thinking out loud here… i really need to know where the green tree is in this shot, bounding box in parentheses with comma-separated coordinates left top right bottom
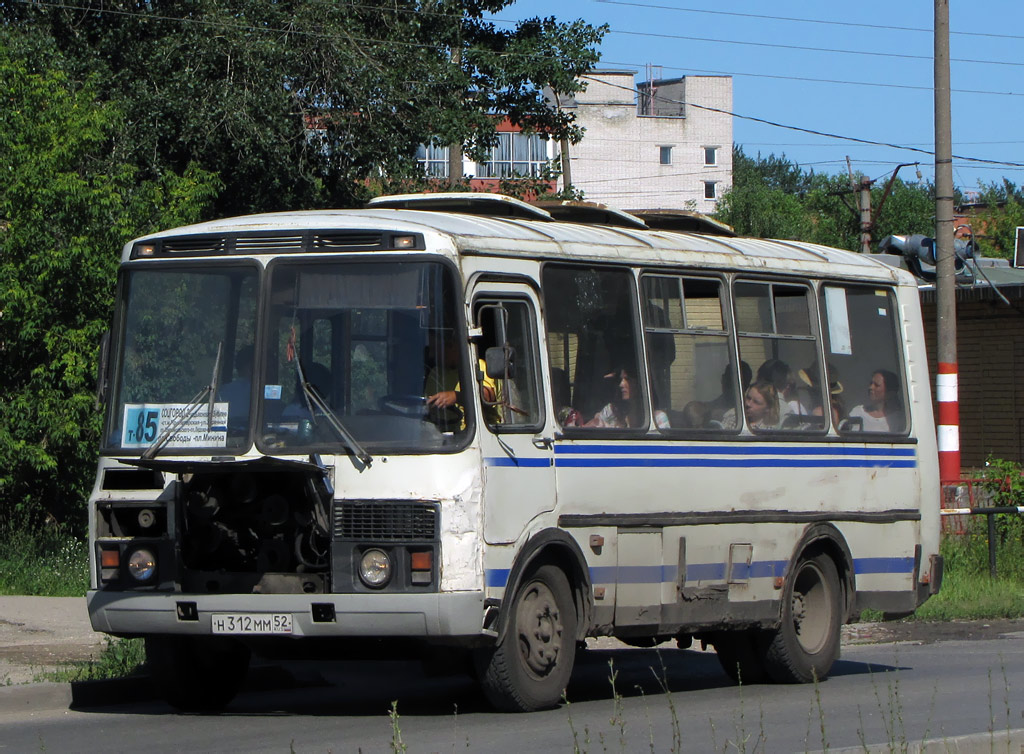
(5, 1, 604, 216)
(0, 40, 219, 528)
(718, 147, 935, 251)
(716, 147, 811, 239)
(971, 180, 1024, 259)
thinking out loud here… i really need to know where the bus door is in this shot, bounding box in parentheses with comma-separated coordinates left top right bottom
(472, 285, 555, 545)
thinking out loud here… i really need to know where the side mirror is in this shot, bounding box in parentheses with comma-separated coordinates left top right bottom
(95, 330, 111, 409)
(484, 346, 515, 380)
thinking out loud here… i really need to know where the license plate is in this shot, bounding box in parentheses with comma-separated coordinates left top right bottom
(211, 613, 293, 635)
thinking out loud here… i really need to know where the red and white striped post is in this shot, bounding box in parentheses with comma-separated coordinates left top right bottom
(936, 362, 960, 484)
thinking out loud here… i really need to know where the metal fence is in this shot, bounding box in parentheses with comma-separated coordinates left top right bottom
(941, 477, 1024, 577)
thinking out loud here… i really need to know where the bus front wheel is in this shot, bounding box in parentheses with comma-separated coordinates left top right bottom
(763, 553, 842, 683)
(146, 635, 250, 712)
(476, 564, 577, 712)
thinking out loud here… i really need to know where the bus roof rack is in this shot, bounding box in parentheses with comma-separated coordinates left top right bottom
(529, 200, 649, 230)
(367, 192, 554, 221)
(626, 208, 736, 237)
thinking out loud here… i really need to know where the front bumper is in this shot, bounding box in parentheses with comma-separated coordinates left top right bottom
(87, 589, 486, 638)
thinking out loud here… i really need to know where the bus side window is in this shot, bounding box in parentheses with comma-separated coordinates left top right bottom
(476, 300, 543, 429)
(642, 274, 735, 431)
(542, 265, 645, 430)
(822, 286, 908, 435)
(734, 281, 823, 432)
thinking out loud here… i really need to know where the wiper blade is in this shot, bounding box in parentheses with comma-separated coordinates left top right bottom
(142, 342, 222, 460)
(300, 377, 374, 467)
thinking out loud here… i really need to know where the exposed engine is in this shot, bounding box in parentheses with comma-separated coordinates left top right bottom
(178, 463, 333, 594)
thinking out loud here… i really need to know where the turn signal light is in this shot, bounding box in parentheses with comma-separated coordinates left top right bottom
(410, 551, 432, 571)
(100, 549, 120, 568)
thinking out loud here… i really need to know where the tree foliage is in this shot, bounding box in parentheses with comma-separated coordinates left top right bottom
(717, 146, 935, 251)
(5, 1, 604, 216)
(970, 180, 1024, 259)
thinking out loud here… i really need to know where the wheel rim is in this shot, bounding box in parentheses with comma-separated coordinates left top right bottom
(515, 579, 564, 679)
(791, 561, 832, 654)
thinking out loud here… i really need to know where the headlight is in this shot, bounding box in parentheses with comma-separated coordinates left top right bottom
(127, 548, 157, 582)
(358, 548, 392, 588)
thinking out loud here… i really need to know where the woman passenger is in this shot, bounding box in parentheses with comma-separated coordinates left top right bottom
(848, 369, 902, 432)
(584, 367, 669, 429)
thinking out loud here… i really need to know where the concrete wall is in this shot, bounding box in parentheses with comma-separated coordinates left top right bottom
(565, 70, 733, 213)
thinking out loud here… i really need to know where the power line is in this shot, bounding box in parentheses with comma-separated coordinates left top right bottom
(605, 29, 1024, 69)
(594, 58, 1024, 99)
(594, 0, 1024, 42)
(582, 74, 1024, 169)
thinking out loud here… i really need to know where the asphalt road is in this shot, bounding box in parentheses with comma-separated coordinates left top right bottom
(1, 628, 1022, 753)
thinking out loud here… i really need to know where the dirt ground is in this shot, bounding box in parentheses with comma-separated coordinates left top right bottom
(842, 617, 1024, 645)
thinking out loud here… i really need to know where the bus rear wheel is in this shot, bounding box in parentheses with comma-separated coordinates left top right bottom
(476, 564, 577, 712)
(763, 553, 842, 683)
(146, 635, 250, 712)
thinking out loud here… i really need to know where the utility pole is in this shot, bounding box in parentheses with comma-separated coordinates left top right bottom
(857, 177, 873, 254)
(839, 160, 918, 253)
(934, 0, 960, 484)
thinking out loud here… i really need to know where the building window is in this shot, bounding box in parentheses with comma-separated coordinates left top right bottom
(417, 143, 450, 178)
(704, 181, 717, 200)
(477, 132, 548, 178)
(704, 146, 718, 166)
(659, 146, 673, 165)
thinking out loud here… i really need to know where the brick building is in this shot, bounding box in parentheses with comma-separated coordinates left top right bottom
(918, 266, 1024, 471)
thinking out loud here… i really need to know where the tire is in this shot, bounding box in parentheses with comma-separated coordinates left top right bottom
(763, 553, 842, 684)
(476, 564, 577, 712)
(146, 635, 251, 712)
(712, 632, 769, 685)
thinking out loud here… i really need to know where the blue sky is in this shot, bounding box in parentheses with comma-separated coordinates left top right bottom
(493, 0, 1024, 195)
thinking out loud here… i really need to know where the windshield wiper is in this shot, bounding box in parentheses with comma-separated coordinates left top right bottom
(142, 342, 223, 460)
(296, 359, 373, 467)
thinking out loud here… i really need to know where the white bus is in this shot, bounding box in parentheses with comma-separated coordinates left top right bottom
(88, 193, 942, 712)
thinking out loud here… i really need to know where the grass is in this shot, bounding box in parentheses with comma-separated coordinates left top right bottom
(0, 516, 88, 596)
(33, 637, 146, 684)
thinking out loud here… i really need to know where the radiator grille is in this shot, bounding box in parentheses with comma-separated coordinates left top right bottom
(334, 502, 438, 541)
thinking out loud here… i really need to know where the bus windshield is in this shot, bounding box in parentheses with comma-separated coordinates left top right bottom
(259, 259, 467, 453)
(106, 265, 259, 453)
(105, 259, 469, 455)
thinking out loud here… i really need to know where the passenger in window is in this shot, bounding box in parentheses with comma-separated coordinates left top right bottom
(757, 359, 801, 419)
(796, 363, 844, 427)
(681, 400, 709, 429)
(848, 369, 903, 432)
(584, 366, 669, 429)
(707, 361, 752, 423)
(724, 381, 780, 430)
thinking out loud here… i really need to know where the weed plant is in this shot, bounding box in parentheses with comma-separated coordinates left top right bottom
(34, 637, 146, 683)
(0, 513, 88, 596)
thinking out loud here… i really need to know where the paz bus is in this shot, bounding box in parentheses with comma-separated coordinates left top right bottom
(88, 192, 942, 712)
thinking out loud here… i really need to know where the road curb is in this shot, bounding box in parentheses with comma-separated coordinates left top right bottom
(0, 664, 314, 712)
(820, 728, 1024, 753)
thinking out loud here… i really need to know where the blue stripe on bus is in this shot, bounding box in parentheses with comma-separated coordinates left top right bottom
(554, 457, 916, 469)
(484, 457, 553, 467)
(854, 557, 916, 574)
(554, 444, 917, 457)
(485, 556, 913, 589)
